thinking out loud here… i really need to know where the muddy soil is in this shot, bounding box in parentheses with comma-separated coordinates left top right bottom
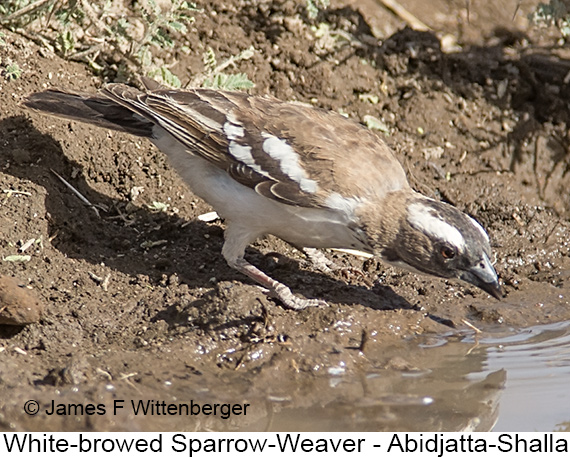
(1, 0, 570, 431)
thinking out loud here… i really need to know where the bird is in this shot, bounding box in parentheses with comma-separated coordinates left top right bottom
(23, 77, 502, 310)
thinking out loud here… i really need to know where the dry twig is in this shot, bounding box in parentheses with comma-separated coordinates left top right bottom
(375, 0, 431, 31)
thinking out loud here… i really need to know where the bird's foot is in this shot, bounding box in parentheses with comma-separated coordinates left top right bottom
(271, 283, 328, 310)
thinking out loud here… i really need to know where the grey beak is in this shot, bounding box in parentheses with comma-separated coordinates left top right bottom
(460, 253, 503, 299)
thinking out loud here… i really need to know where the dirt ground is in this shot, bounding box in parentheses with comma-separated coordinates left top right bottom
(1, 0, 570, 431)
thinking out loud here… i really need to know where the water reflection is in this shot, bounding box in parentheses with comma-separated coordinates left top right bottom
(249, 321, 570, 432)
(481, 321, 570, 432)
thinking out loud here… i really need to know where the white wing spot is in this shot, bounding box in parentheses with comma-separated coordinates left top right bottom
(223, 121, 244, 140)
(325, 193, 362, 217)
(408, 202, 465, 250)
(229, 142, 270, 178)
(261, 133, 318, 194)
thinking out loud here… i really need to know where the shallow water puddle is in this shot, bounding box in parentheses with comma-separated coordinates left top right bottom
(20, 320, 569, 432)
(257, 321, 570, 432)
(480, 321, 570, 431)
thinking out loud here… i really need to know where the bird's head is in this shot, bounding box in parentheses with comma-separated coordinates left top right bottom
(380, 196, 502, 299)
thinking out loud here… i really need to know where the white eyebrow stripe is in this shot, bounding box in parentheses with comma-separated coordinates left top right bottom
(261, 133, 318, 194)
(468, 215, 489, 242)
(408, 202, 465, 249)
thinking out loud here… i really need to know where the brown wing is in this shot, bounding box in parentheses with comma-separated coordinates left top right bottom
(26, 79, 409, 209)
(103, 81, 409, 208)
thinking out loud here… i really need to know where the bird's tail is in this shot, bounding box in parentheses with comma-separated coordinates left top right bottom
(23, 88, 154, 138)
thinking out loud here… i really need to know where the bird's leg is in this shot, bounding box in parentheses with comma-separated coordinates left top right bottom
(301, 247, 336, 273)
(229, 258, 326, 310)
(222, 226, 326, 310)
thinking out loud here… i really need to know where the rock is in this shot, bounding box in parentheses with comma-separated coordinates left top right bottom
(0, 276, 44, 325)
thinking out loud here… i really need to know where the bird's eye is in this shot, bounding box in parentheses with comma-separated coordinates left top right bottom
(441, 246, 456, 259)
